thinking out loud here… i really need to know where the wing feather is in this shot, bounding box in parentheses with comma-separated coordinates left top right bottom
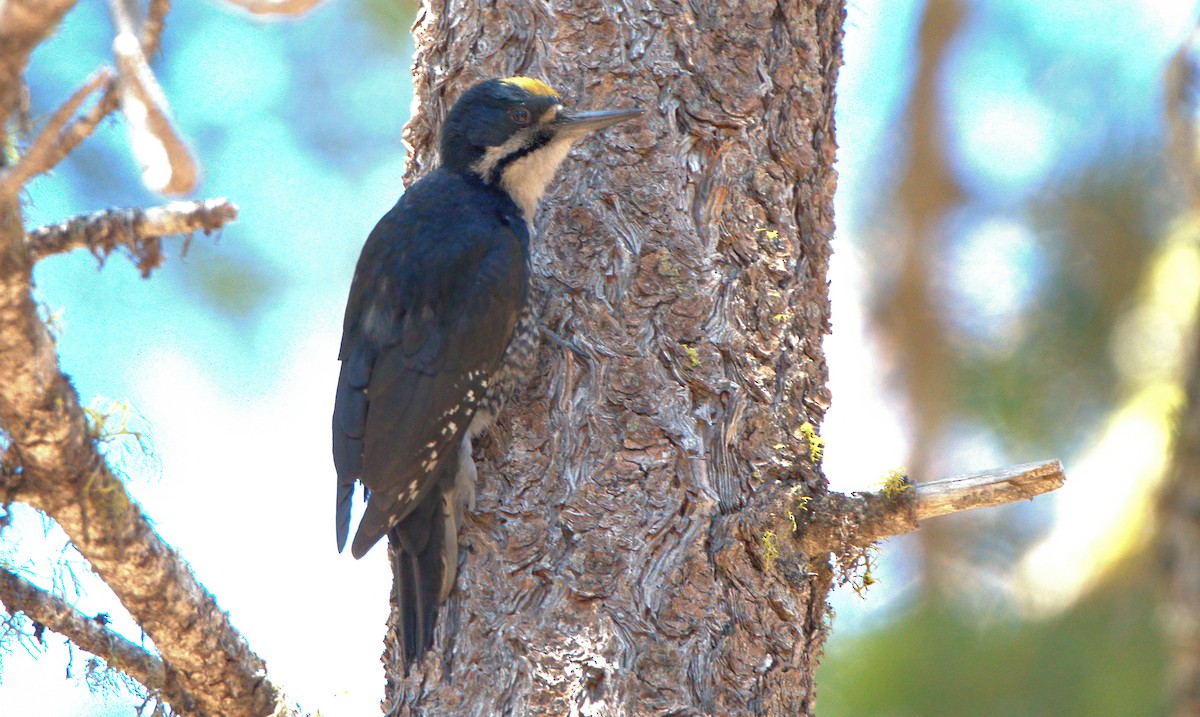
(333, 168, 528, 557)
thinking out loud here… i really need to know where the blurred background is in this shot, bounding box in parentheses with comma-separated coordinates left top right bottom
(0, 0, 1197, 715)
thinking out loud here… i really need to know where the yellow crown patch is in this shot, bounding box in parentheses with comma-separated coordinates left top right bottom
(501, 76, 560, 98)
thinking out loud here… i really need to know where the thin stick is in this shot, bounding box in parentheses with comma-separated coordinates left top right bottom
(0, 567, 197, 712)
(219, 0, 325, 15)
(912, 460, 1065, 522)
(744, 460, 1067, 561)
(26, 198, 238, 274)
(142, 0, 171, 57)
(0, 70, 113, 197)
(110, 0, 196, 195)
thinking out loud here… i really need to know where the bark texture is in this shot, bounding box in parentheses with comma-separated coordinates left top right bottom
(385, 0, 845, 714)
(1160, 326, 1200, 717)
(1160, 27, 1200, 717)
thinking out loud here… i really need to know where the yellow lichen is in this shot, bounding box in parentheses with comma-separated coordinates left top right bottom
(761, 530, 780, 571)
(683, 344, 701, 367)
(878, 468, 910, 498)
(656, 255, 680, 277)
(850, 546, 878, 597)
(84, 398, 137, 442)
(798, 422, 824, 463)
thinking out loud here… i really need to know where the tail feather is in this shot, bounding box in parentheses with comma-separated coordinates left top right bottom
(389, 489, 446, 671)
(335, 481, 354, 553)
(385, 435, 476, 670)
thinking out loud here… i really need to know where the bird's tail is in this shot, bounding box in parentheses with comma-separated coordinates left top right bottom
(388, 440, 476, 671)
(389, 490, 445, 671)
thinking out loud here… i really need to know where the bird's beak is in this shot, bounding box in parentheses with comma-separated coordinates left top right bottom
(554, 108, 643, 135)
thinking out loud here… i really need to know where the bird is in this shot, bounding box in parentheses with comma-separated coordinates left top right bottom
(333, 76, 641, 668)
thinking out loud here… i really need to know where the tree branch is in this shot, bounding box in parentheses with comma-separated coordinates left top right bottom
(219, 0, 325, 16)
(0, 69, 114, 198)
(26, 198, 238, 274)
(0, 195, 275, 715)
(0, 0, 79, 127)
(742, 460, 1066, 567)
(10, 422, 283, 717)
(1166, 26, 1200, 208)
(142, 0, 171, 58)
(110, 0, 196, 196)
(0, 566, 197, 713)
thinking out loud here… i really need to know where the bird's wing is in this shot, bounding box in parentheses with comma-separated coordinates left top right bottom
(333, 185, 527, 557)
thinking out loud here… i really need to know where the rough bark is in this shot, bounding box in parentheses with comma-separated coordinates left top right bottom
(385, 0, 844, 714)
(1160, 327, 1200, 717)
(1160, 26, 1200, 716)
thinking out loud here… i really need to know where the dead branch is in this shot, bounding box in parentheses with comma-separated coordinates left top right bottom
(0, 566, 197, 712)
(219, 0, 325, 16)
(742, 460, 1066, 567)
(43, 0, 174, 177)
(1166, 26, 1200, 208)
(26, 198, 238, 274)
(110, 0, 197, 196)
(0, 70, 114, 198)
(9, 429, 282, 717)
(143, 0, 171, 58)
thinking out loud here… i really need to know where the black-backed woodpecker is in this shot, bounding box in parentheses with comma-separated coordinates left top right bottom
(333, 77, 640, 667)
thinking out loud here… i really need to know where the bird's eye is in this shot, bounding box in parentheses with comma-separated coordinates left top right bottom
(510, 108, 532, 125)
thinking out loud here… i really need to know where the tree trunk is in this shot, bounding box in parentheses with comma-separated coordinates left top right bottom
(386, 0, 845, 713)
(1160, 331, 1200, 717)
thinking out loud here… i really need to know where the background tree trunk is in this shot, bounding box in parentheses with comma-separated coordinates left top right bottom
(385, 0, 846, 713)
(878, 0, 964, 594)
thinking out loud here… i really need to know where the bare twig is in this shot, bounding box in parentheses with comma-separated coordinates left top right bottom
(110, 0, 197, 195)
(142, 0, 171, 58)
(1167, 26, 1200, 208)
(219, 0, 325, 15)
(0, 70, 113, 198)
(26, 198, 238, 274)
(742, 460, 1066, 564)
(0, 567, 197, 712)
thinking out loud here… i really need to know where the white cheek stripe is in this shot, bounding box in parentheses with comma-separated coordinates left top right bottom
(499, 138, 573, 219)
(471, 135, 527, 180)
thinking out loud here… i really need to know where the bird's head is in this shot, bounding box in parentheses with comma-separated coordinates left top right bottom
(439, 77, 642, 217)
